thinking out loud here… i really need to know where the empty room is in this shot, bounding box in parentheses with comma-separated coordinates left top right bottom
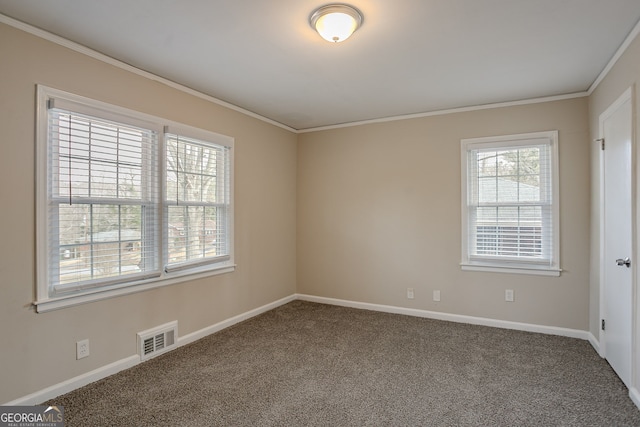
(1, 1, 640, 425)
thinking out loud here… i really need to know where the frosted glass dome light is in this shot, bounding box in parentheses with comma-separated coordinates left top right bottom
(310, 4, 363, 43)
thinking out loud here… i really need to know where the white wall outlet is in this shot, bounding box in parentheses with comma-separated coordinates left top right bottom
(76, 339, 90, 359)
(433, 290, 441, 302)
(505, 289, 515, 302)
(407, 288, 414, 299)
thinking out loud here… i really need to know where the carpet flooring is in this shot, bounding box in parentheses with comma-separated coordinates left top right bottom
(47, 301, 640, 426)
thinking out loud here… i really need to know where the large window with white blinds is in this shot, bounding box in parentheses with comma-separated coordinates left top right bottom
(36, 86, 234, 311)
(460, 131, 560, 276)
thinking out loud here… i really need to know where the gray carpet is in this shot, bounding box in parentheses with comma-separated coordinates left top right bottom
(46, 301, 640, 426)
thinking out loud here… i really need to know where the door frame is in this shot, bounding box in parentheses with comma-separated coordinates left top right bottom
(598, 85, 637, 386)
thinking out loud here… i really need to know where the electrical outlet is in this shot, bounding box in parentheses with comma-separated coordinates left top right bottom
(76, 339, 90, 359)
(433, 290, 441, 302)
(407, 288, 414, 299)
(505, 289, 514, 302)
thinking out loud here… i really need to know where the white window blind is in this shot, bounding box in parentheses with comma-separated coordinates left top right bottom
(164, 129, 232, 272)
(461, 131, 560, 275)
(46, 102, 161, 295)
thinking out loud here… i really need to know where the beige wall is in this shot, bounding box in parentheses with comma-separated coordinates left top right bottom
(0, 23, 297, 403)
(588, 31, 640, 394)
(297, 98, 591, 330)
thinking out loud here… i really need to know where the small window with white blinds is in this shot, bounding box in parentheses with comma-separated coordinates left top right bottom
(36, 86, 234, 311)
(460, 131, 560, 276)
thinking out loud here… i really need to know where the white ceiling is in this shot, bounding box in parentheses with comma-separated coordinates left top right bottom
(1, 1, 640, 131)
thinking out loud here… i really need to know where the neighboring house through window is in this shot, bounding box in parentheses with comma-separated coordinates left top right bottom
(460, 131, 560, 276)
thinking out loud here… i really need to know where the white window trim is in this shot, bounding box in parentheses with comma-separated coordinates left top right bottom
(35, 85, 235, 312)
(460, 131, 561, 276)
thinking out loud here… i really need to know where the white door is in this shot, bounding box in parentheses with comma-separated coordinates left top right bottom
(601, 88, 633, 388)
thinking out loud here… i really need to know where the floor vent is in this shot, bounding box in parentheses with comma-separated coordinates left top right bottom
(137, 321, 178, 361)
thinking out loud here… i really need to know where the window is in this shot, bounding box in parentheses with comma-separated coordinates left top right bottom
(36, 86, 234, 311)
(460, 131, 560, 276)
(164, 128, 231, 272)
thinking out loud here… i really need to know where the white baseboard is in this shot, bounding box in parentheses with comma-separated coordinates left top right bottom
(587, 332, 601, 355)
(630, 387, 640, 411)
(296, 294, 591, 340)
(4, 355, 140, 406)
(3, 294, 296, 406)
(178, 294, 296, 346)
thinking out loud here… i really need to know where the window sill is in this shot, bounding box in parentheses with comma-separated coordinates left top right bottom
(460, 262, 561, 277)
(34, 263, 235, 313)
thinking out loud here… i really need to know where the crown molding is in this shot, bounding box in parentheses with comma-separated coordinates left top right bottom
(588, 17, 640, 95)
(0, 13, 297, 134)
(298, 92, 588, 133)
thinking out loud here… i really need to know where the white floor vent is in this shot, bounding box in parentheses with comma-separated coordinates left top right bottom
(137, 321, 178, 361)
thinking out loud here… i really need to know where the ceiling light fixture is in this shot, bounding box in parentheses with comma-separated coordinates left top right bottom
(310, 4, 363, 43)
